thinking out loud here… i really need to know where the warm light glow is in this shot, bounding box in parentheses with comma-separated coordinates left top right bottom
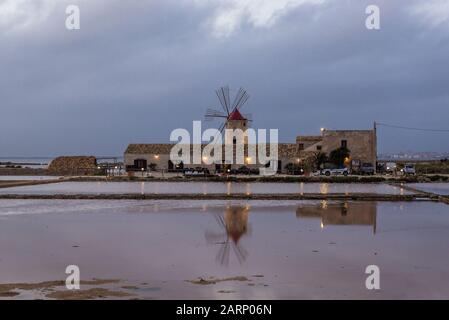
(246, 157, 252, 163)
(154, 154, 160, 159)
(320, 127, 325, 132)
(202, 156, 208, 161)
(296, 158, 300, 163)
(320, 200, 328, 209)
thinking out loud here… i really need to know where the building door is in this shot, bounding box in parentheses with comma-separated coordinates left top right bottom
(176, 161, 184, 170)
(277, 160, 282, 174)
(168, 160, 174, 171)
(134, 159, 147, 170)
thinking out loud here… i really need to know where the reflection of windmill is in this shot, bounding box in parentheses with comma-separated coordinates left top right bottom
(204, 86, 252, 134)
(205, 206, 250, 265)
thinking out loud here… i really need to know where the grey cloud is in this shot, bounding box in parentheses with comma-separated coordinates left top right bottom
(0, 0, 448, 156)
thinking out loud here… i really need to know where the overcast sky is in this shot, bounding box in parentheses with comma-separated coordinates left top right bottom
(1, 0, 449, 157)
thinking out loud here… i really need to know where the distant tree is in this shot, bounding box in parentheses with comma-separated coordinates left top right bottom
(313, 152, 328, 170)
(328, 147, 350, 167)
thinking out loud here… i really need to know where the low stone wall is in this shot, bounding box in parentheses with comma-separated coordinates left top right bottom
(0, 193, 426, 201)
(0, 168, 49, 176)
(47, 156, 98, 175)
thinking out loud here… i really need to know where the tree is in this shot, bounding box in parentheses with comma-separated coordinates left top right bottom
(328, 147, 350, 167)
(313, 152, 328, 170)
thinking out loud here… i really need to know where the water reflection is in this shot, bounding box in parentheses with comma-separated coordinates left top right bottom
(205, 206, 250, 266)
(296, 201, 377, 234)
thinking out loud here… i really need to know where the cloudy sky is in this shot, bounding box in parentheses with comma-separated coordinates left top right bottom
(1, 0, 449, 157)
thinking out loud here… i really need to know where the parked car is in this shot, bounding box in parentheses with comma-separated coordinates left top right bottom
(183, 167, 210, 176)
(359, 163, 375, 175)
(320, 167, 349, 176)
(401, 164, 416, 175)
(229, 166, 260, 175)
(385, 162, 397, 174)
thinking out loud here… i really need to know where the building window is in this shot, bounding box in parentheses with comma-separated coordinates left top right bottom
(298, 143, 304, 151)
(341, 140, 347, 148)
(316, 145, 322, 151)
(233, 137, 237, 145)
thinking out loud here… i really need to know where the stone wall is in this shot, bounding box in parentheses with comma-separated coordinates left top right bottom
(321, 130, 377, 165)
(48, 156, 98, 175)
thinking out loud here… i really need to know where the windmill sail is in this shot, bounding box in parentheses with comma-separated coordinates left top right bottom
(231, 87, 250, 111)
(215, 86, 231, 115)
(205, 86, 251, 136)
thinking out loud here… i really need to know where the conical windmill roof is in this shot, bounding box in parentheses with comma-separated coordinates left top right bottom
(228, 109, 246, 121)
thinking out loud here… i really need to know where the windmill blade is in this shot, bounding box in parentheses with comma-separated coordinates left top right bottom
(224, 86, 231, 114)
(243, 113, 253, 122)
(218, 121, 226, 134)
(232, 243, 249, 264)
(214, 213, 226, 229)
(215, 87, 230, 115)
(205, 230, 227, 244)
(217, 240, 230, 266)
(231, 87, 250, 111)
(236, 91, 250, 111)
(231, 87, 244, 110)
(205, 108, 227, 121)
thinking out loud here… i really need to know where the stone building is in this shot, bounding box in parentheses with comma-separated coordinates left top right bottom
(124, 117, 377, 173)
(296, 125, 377, 171)
(124, 108, 305, 173)
(124, 143, 301, 173)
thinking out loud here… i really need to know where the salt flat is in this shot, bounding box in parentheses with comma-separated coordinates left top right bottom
(0, 181, 413, 195)
(0, 200, 448, 299)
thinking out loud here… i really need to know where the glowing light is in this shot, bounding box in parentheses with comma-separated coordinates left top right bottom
(154, 154, 160, 159)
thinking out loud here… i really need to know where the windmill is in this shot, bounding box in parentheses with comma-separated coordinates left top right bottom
(204, 86, 252, 133)
(204, 206, 250, 266)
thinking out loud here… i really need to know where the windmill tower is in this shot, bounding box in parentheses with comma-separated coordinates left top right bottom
(205, 86, 252, 145)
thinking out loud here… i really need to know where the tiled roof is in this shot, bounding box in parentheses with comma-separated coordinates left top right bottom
(296, 135, 323, 142)
(228, 109, 246, 120)
(125, 143, 300, 158)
